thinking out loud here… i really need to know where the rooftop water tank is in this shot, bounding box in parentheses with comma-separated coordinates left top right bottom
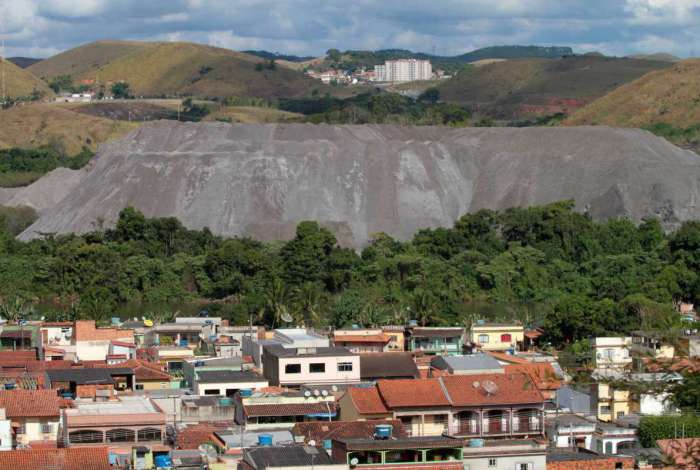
(468, 438, 484, 447)
(374, 424, 393, 439)
(258, 434, 273, 446)
(154, 454, 172, 469)
(240, 389, 253, 397)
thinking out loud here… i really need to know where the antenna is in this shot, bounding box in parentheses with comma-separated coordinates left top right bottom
(281, 311, 293, 324)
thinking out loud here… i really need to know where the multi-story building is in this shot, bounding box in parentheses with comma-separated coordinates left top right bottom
(591, 337, 632, 370)
(262, 344, 360, 387)
(630, 331, 675, 371)
(73, 321, 134, 361)
(242, 328, 330, 370)
(374, 59, 432, 82)
(469, 322, 524, 352)
(340, 373, 546, 439)
(407, 327, 464, 355)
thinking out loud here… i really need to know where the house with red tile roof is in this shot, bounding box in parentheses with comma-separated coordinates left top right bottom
(504, 363, 562, 400)
(339, 373, 546, 439)
(293, 419, 407, 446)
(0, 447, 111, 470)
(0, 389, 62, 448)
(334, 329, 393, 353)
(657, 438, 700, 469)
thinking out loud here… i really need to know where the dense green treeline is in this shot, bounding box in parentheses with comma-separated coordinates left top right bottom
(0, 201, 698, 347)
(0, 147, 94, 187)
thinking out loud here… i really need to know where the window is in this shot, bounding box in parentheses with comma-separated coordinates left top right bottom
(518, 464, 533, 470)
(309, 363, 326, 373)
(617, 411, 625, 418)
(41, 423, 52, 434)
(69, 430, 103, 444)
(338, 362, 353, 372)
(389, 335, 398, 342)
(137, 428, 162, 442)
(488, 458, 496, 467)
(285, 363, 301, 374)
(135, 384, 144, 390)
(601, 405, 611, 413)
(501, 334, 512, 342)
(432, 414, 448, 425)
(605, 442, 613, 454)
(106, 428, 135, 443)
(16, 424, 25, 435)
(478, 334, 490, 344)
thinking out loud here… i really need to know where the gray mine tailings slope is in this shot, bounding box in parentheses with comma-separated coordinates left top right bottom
(18, 122, 700, 246)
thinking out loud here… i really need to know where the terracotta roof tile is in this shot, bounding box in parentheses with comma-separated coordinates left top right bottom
(335, 334, 391, 343)
(657, 438, 700, 468)
(504, 363, 562, 391)
(0, 389, 61, 417)
(176, 422, 229, 449)
(0, 447, 110, 470)
(377, 379, 450, 408)
(486, 352, 531, 364)
(348, 387, 389, 414)
(243, 402, 336, 417)
(441, 373, 545, 406)
(293, 419, 407, 444)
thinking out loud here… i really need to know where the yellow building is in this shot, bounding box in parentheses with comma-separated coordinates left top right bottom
(594, 382, 630, 422)
(470, 322, 524, 352)
(630, 331, 675, 371)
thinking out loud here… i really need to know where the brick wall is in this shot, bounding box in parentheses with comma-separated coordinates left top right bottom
(547, 456, 635, 470)
(75, 384, 114, 399)
(74, 321, 134, 342)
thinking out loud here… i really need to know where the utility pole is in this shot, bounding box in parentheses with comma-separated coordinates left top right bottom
(1, 38, 6, 106)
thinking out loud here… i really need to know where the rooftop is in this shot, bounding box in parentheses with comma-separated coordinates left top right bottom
(336, 435, 463, 451)
(431, 354, 503, 372)
(244, 445, 334, 469)
(376, 379, 451, 408)
(347, 387, 389, 414)
(0, 447, 110, 470)
(292, 419, 407, 444)
(46, 367, 133, 385)
(243, 402, 336, 418)
(549, 414, 597, 428)
(360, 352, 419, 379)
(264, 344, 355, 358)
(216, 429, 295, 449)
(411, 327, 464, 338)
(0, 389, 61, 418)
(67, 396, 158, 416)
(196, 370, 266, 384)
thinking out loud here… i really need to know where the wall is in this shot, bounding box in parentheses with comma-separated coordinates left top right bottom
(139, 380, 171, 391)
(15, 417, 60, 446)
(463, 453, 546, 470)
(471, 326, 524, 351)
(0, 418, 12, 451)
(547, 456, 634, 470)
(195, 380, 268, 396)
(273, 355, 361, 386)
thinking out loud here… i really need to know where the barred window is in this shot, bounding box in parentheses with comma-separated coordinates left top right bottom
(137, 427, 162, 442)
(69, 430, 103, 444)
(106, 428, 135, 443)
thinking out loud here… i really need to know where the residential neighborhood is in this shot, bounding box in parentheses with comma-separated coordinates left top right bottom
(0, 316, 697, 469)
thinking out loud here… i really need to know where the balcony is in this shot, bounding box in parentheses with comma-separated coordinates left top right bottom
(448, 409, 543, 437)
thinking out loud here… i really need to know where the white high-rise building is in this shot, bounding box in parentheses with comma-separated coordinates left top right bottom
(374, 59, 432, 82)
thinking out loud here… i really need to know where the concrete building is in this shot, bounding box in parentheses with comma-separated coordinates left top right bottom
(191, 370, 268, 396)
(461, 439, 547, 470)
(547, 414, 597, 451)
(630, 331, 675, 371)
(331, 435, 463, 468)
(73, 321, 134, 361)
(138, 345, 194, 372)
(235, 388, 337, 430)
(408, 327, 464, 355)
(333, 329, 392, 353)
(242, 328, 330, 370)
(430, 354, 504, 376)
(0, 409, 11, 451)
(469, 323, 524, 352)
(62, 396, 166, 447)
(374, 59, 432, 82)
(591, 337, 632, 371)
(240, 445, 349, 470)
(262, 344, 360, 387)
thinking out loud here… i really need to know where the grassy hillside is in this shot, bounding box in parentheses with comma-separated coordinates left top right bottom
(0, 104, 137, 155)
(565, 59, 700, 128)
(28, 40, 323, 100)
(204, 106, 304, 123)
(437, 55, 671, 120)
(1, 58, 54, 99)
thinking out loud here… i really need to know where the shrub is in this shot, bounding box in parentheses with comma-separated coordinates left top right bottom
(638, 415, 700, 448)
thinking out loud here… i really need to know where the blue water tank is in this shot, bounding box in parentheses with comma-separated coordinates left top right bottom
(258, 434, 273, 446)
(374, 424, 393, 439)
(179, 339, 188, 347)
(468, 439, 485, 448)
(4, 383, 15, 390)
(323, 439, 332, 449)
(154, 454, 172, 468)
(240, 389, 253, 397)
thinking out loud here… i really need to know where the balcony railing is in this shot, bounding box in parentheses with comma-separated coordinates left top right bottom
(446, 411, 543, 437)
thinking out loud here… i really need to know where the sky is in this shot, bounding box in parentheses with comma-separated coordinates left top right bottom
(1, 0, 700, 59)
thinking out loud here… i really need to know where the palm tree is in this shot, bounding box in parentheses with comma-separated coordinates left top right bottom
(264, 278, 291, 329)
(361, 302, 386, 328)
(0, 296, 34, 323)
(411, 289, 435, 326)
(293, 283, 321, 327)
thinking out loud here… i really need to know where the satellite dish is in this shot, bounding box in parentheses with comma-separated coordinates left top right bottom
(308, 440, 316, 446)
(198, 444, 218, 461)
(321, 390, 328, 397)
(472, 381, 480, 388)
(281, 311, 293, 323)
(350, 457, 359, 466)
(313, 389, 320, 396)
(304, 390, 311, 397)
(331, 385, 338, 392)
(482, 380, 498, 395)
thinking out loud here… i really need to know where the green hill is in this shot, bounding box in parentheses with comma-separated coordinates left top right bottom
(437, 55, 672, 120)
(28, 40, 323, 99)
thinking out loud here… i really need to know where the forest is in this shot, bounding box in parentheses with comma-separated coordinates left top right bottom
(0, 201, 698, 350)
